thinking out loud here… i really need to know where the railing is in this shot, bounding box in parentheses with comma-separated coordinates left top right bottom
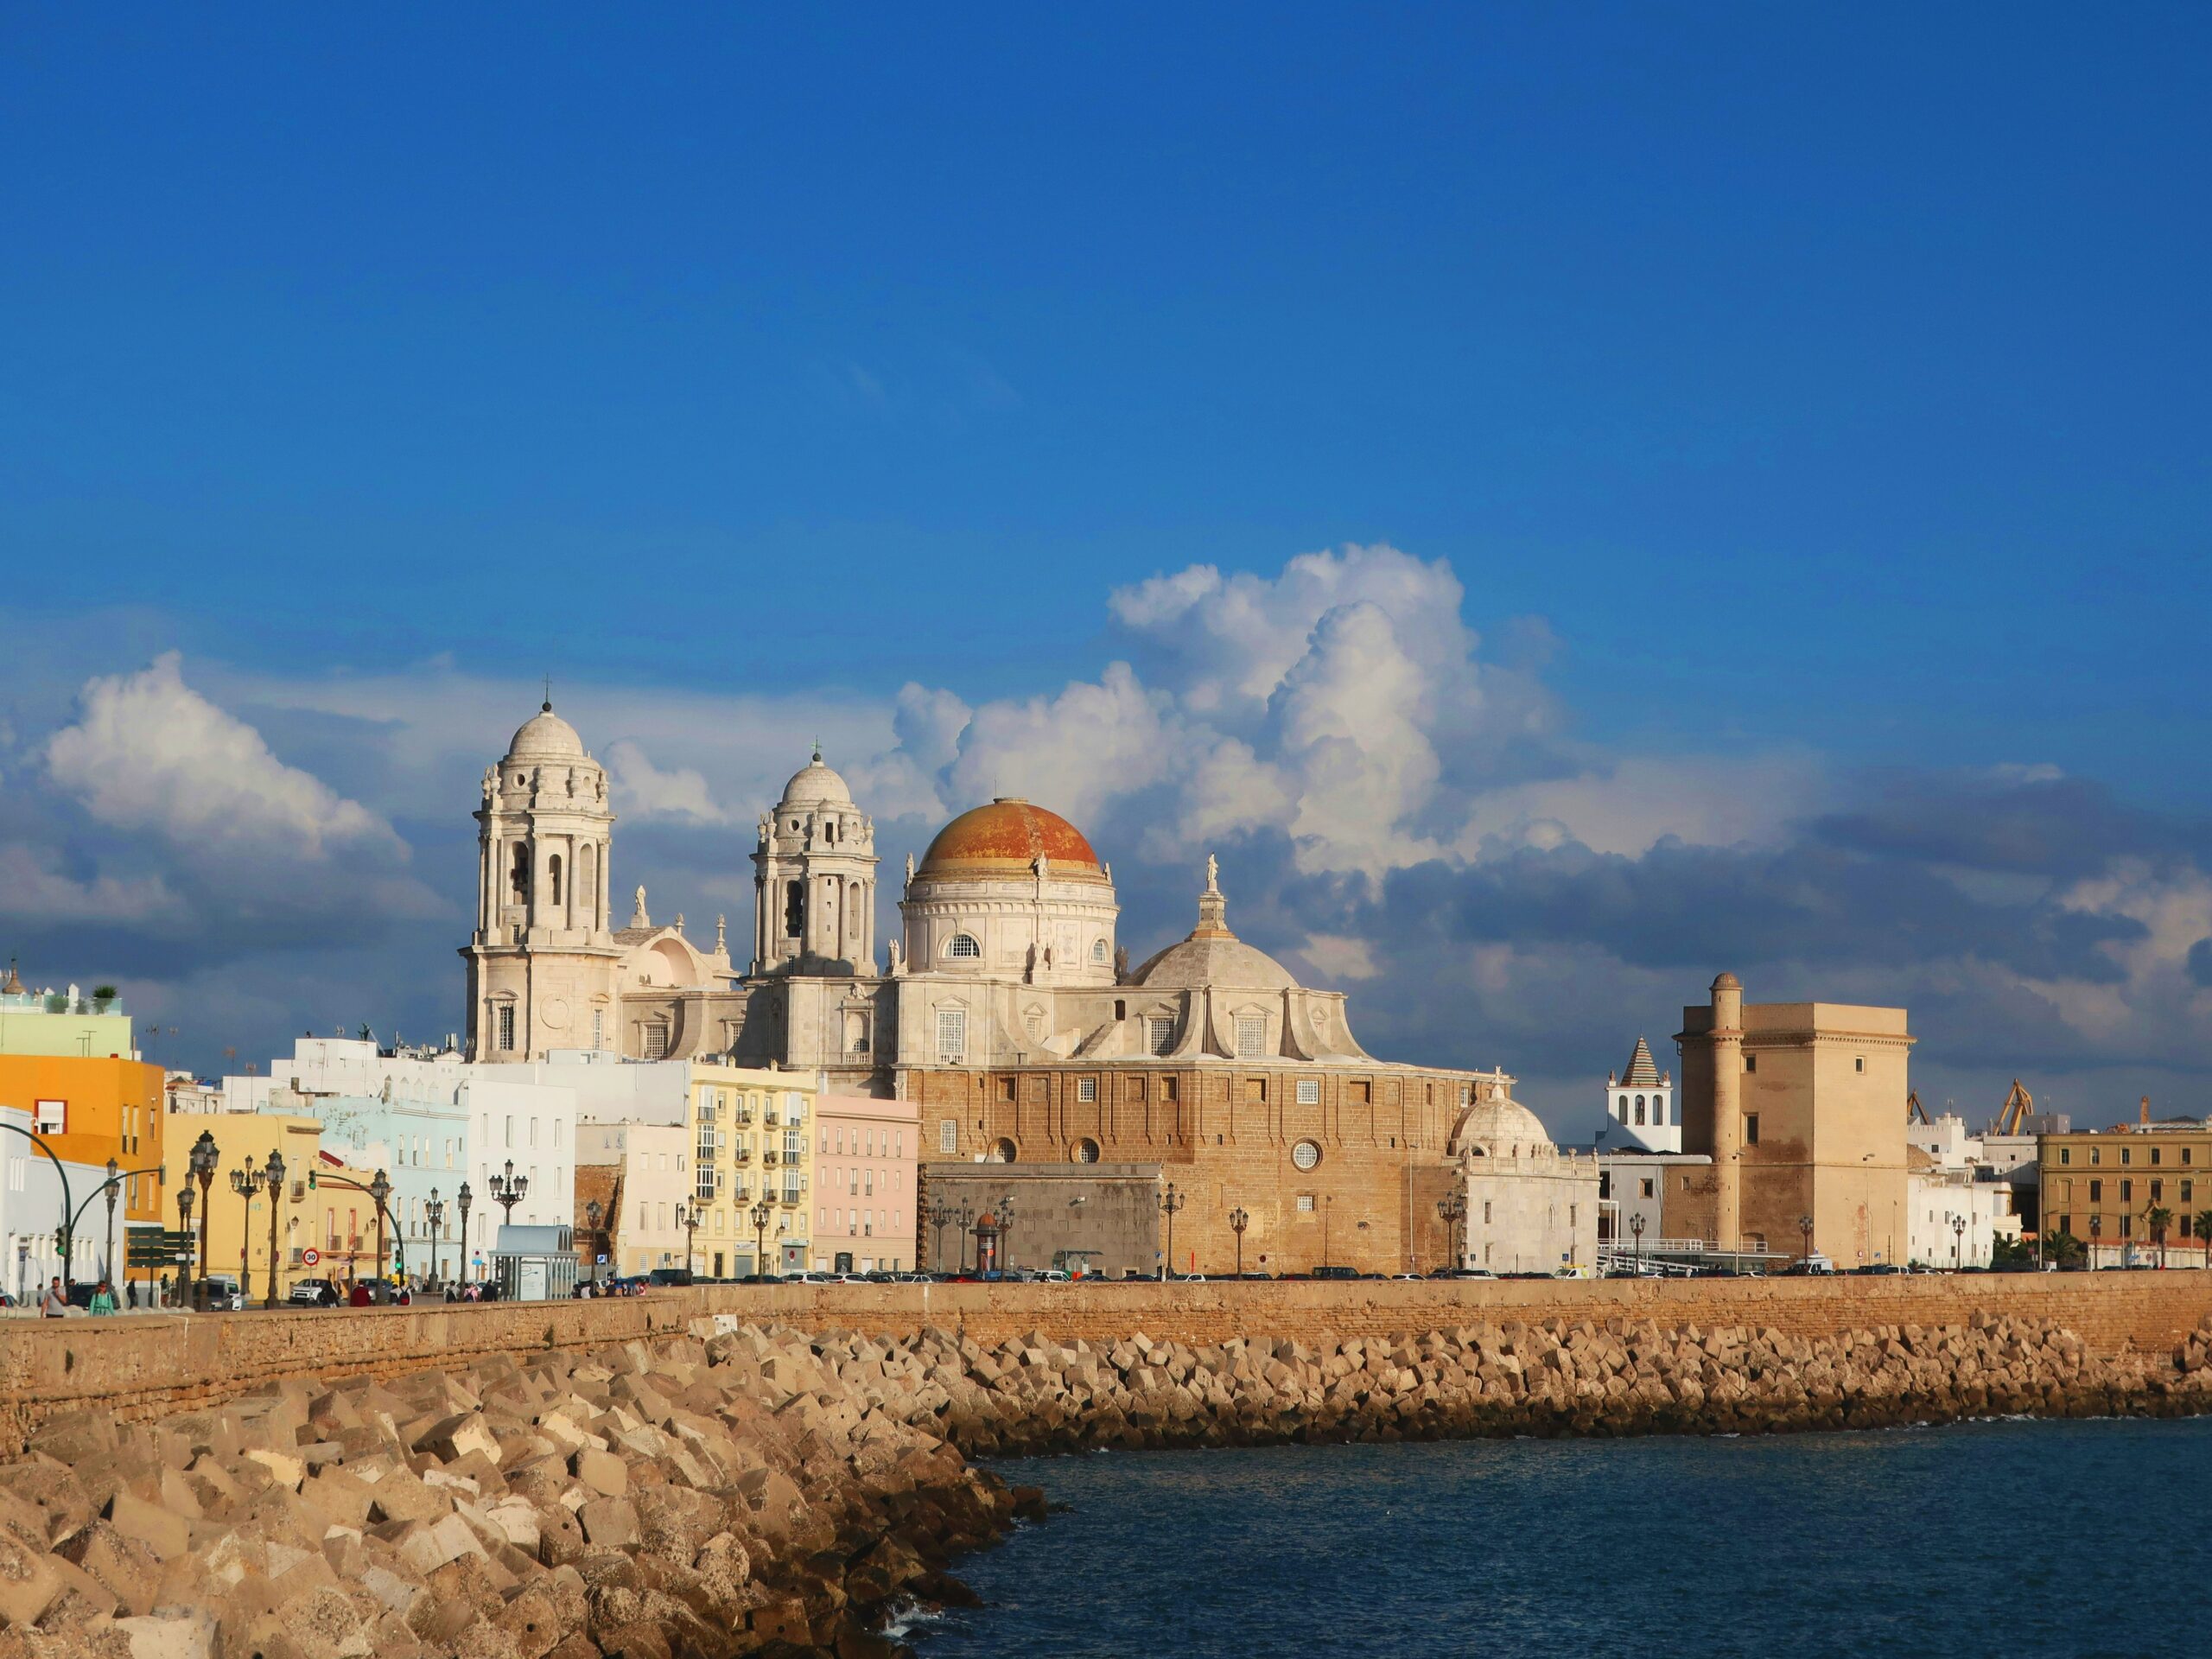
(763, 1150, 779, 1165)
(731, 1147, 752, 1162)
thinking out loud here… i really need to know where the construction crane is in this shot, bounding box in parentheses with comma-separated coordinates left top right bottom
(1993, 1079, 2036, 1136)
(1906, 1090, 1932, 1126)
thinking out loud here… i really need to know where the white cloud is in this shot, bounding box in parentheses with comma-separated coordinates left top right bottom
(605, 739, 729, 824)
(0, 846, 181, 926)
(943, 663, 1178, 831)
(46, 653, 401, 860)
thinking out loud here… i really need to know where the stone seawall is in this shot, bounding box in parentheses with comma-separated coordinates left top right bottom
(2, 1311, 2209, 1656)
(4, 1274, 2210, 1456)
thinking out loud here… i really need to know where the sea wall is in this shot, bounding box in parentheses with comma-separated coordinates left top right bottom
(4, 1274, 2210, 1455)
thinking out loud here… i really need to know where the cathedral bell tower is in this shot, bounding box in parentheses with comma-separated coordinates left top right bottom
(752, 747, 877, 975)
(461, 702, 622, 1060)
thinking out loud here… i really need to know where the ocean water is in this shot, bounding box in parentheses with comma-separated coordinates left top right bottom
(911, 1418, 2212, 1658)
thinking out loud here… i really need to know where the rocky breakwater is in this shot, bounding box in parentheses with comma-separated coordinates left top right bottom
(0, 1321, 1031, 1659)
(882, 1309, 2212, 1453)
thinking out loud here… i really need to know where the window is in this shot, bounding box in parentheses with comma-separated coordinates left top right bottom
(1483, 1201, 1492, 1225)
(1091, 939, 1109, 963)
(2121, 1179, 2133, 1204)
(1296, 1193, 1314, 1212)
(548, 854, 563, 908)
(1148, 1017, 1175, 1056)
(1245, 1077, 1267, 1103)
(1745, 1053, 1756, 1073)
(1077, 1077, 1098, 1103)
(1639, 1178, 1655, 1199)
(1235, 1014, 1266, 1058)
(947, 933, 981, 959)
(2152, 1180, 2164, 1202)
(2152, 1147, 2163, 1166)
(934, 1007, 968, 1061)
(1296, 1078, 1319, 1106)
(2184, 1179, 2196, 1204)
(1616, 1094, 1629, 1120)
(2120, 1214, 2133, 1238)
(1745, 1114, 1760, 1146)
(784, 880, 804, 938)
(2061, 1147, 2071, 1165)
(592, 1008, 604, 1049)
(2091, 1147, 2101, 1165)
(509, 843, 530, 904)
(497, 1005, 516, 1052)
(31, 1100, 64, 1135)
(1634, 1096, 1646, 1126)
(1654, 1100, 1668, 1126)
(1074, 1138, 1101, 1164)
(2089, 1180, 2102, 1203)
(1854, 1056, 1865, 1073)
(2121, 1148, 2133, 1166)
(990, 1137, 1018, 1163)
(938, 1119, 957, 1154)
(1291, 1140, 1321, 1171)
(644, 1025, 668, 1058)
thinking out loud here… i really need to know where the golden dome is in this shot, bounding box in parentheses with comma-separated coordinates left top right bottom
(915, 798, 1108, 882)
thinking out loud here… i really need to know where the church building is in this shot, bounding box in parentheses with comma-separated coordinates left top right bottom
(461, 701, 1555, 1274)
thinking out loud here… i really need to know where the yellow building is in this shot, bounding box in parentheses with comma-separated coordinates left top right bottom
(1, 1054, 168, 1282)
(166, 1111, 324, 1301)
(684, 1063, 815, 1276)
(2039, 1122, 2212, 1267)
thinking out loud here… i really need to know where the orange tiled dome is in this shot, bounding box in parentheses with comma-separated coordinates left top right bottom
(915, 798, 1107, 881)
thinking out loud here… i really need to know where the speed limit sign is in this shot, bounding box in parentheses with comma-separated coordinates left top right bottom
(302, 1247, 321, 1267)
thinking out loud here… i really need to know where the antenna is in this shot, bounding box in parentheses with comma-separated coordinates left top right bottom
(543, 673, 553, 712)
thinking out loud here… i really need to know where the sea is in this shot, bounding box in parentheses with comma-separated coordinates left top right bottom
(907, 1417, 2212, 1658)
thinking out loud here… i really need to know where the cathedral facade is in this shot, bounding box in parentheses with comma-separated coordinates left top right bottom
(462, 702, 1522, 1273)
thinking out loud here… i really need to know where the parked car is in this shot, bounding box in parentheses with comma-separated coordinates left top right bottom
(202, 1274, 245, 1310)
(289, 1278, 342, 1306)
(645, 1267, 695, 1287)
(1311, 1265, 1360, 1281)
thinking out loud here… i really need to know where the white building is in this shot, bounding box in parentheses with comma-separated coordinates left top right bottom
(1, 1105, 112, 1302)
(1453, 1079, 1600, 1274)
(1599, 1035, 1679, 1154)
(575, 1121, 691, 1277)
(1597, 1151, 1713, 1259)
(1906, 1112, 2022, 1268)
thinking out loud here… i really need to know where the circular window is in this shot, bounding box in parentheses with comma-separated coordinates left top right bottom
(1291, 1140, 1321, 1172)
(990, 1137, 1018, 1163)
(1073, 1137, 1101, 1164)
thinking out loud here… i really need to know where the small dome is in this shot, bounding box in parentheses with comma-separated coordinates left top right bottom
(507, 702, 586, 760)
(1712, 970, 1743, 992)
(1132, 936, 1296, 992)
(1454, 1092, 1554, 1157)
(779, 748, 854, 809)
(916, 798, 1106, 881)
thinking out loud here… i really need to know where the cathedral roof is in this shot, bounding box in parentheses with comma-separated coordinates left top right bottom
(1621, 1035, 1661, 1087)
(506, 702, 588, 760)
(779, 747, 855, 809)
(915, 798, 1107, 882)
(1130, 859, 1296, 991)
(1454, 1092, 1554, 1157)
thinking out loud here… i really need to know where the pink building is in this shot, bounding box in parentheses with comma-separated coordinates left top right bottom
(812, 1093, 920, 1273)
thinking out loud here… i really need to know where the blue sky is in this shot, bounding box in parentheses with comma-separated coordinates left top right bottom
(3, 7, 2208, 1128)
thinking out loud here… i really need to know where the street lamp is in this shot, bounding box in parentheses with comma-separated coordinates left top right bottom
(103, 1156, 120, 1289)
(456, 1182, 473, 1284)
(424, 1189, 447, 1288)
(1229, 1206, 1249, 1277)
(368, 1168, 392, 1291)
(188, 1129, 218, 1308)
(995, 1197, 1018, 1274)
(228, 1155, 260, 1303)
(750, 1198, 772, 1276)
(1798, 1212, 1815, 1267)
(1322, 1193, 1334, 1273)
(487, 1160, 529, 1228)
(1159, 1181, 1186, 1281)
(1630, 1211, 1645, 1275)
(175, 1185, 195, 1309)
(1435, 1192, 1467, 1271)
(261, 1151, 286, 1308)
(928, 1202, 955, 1272)
(675, 1201, 700, 1278)
(583, 1198, 601, 1284)
(1952, 1211, 1967, 1271)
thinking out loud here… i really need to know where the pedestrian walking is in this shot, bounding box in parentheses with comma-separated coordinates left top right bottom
(41, 1278, 67, 1318)
(89, 1280, 118, 1316)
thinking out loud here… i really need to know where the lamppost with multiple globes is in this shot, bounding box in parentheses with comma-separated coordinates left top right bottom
(175, 1184, 195, 1308)
(1228, 1206, 1249, 1277)
(1435, 1192, 1467, 1271)
(103, 1157, 120, 1288)
(1630, 1211, 1645, 1275)
(928, 1201, 955, 1273)
(228, 1155, 261, 1302)
(750, 1198, 773, 1277)
(260, 1150, 286, 1308)
(1799, 1213, 1815, 1268)
(1159, 1182, 1186, 1281)
(423, 1190, 446, 1289)
(456, 1182, 473, 1284)
(485, 1161, 526, 1294)
(995, 1197, 1018, 1274)
(675, 1201, 700, 1278)
(368, 1169, 393, 1288)
(583, 1198, 602, 1284)
(1952, 1212, 1967, 1271)
(188, 1129, 218, 1307)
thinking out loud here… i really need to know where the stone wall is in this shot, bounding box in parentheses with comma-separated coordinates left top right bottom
(4, 1273, 2210, 1456)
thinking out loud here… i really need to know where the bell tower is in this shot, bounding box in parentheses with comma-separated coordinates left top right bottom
(752, 747, 877, 975)
(461, 702, 623, 1060)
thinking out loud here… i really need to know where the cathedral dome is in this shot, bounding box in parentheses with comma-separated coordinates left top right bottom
(915, 798, 1108, 882)
(507, 702, 587, 760)
(1132, 935, 1295, 992)
(779, 748, 854, 809)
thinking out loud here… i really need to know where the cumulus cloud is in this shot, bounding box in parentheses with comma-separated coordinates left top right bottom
(606, 740, 729, 824)
(47, 654, 401, 859)
(0, 846, 181, 927)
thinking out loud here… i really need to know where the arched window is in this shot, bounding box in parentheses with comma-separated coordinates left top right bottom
(548, 854, 563, 908)
(1653, 1099, 1666, 1126)
(509, 843, 530, 904)
(947, 933, 982, 959)
(1090, 938, 1109, 963)
(1617, 1093, 1629, 1120)
(580, 842, 599, 925)
(1634, 1096, 1646, 1126)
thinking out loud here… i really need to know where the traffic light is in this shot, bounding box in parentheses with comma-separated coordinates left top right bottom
(307, 1168, 317, 1191)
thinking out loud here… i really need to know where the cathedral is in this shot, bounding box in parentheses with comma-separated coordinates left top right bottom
(461, 700, 1550, 1273)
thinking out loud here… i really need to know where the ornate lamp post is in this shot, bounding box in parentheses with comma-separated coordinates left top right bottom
(675, 1201, 700, 1278)
(583, 1198, 602, 1284)
(261, 1151, 286, 1308)
(487, 1160, 529, 1229)
(103, 1157, 120, 1288)
(954, 1200, 975, 1274)
(368, 1169, 392, 1289)
(995, 1197, 1018, 1274)
(1228, 1206, 1249, 1277)
(175, 1184, 195, 1309)
(1952, 1211, 1967, 1271)
(188, 1130, 218, 1308)
(750, 1198, 772, 1276)
(1630, 1211, 1645, 1275)
(228, 1155, 260, 1303)
(1435, 1192, 1467, 1271)
(1159, 1181, 1186, 1281)
(928, 1202, 955, 1273)
(423, 1189, 446, 1288)
(1799, 1212, 1815, 1267)
(456, 1182, 473, 1284)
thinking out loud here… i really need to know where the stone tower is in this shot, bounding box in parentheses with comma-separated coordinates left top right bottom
(751, 748, 877, 975)
(461, 702, 622, 1061)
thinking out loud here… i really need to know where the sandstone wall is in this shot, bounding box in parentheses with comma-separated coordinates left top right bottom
(4, 1273, 2210, 1456)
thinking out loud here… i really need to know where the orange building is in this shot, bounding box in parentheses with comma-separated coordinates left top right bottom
(0, 1055, 168, 1232)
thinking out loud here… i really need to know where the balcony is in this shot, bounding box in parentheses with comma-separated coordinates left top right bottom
(762, 1150, 779, 1166)
(731, 1147, 752, 1163)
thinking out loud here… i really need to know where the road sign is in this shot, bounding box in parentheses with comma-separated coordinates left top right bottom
(301, 1247, 321, 1267)
(596, 1254, 607, 1264)
(126, 1229, 194, 1266)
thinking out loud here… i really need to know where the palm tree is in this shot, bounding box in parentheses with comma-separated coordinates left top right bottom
(2196, 1210, 2212, 1270)
(2145, 1205, 2174, 1268)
